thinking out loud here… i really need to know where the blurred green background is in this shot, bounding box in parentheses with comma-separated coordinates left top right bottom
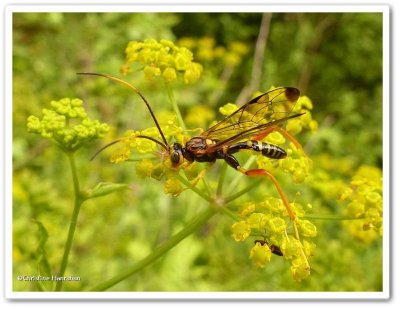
(13, 12, 383, 292)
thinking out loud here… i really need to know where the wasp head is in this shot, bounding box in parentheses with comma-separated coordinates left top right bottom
(169, 142, 195, 167)
(170, 143, 185, 167)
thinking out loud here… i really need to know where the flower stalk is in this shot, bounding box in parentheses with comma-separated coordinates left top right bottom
(55, 151, 85, 291)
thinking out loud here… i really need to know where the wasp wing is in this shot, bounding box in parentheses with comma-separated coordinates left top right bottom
(200, 87, 301, 143)
(205, 113, 304, 152)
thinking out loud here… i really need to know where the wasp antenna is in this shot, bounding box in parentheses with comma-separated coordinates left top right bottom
(90, 139, 122, 161)
(90, 135, 168, 162)
(136, 135, 169, 151)
(77, 72, 169, 147)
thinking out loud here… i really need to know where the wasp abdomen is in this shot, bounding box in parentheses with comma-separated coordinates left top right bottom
(226, 140, 287, 159)
(253, 140, 287, 159)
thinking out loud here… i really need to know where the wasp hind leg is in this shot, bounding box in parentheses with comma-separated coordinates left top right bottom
(223, 154, 296, 221)
(224, 154, 309, 269)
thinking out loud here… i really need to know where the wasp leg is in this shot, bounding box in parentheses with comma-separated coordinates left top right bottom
(224, 154, 309, 268)
(223, 154, 296, 221)
(253, 125, 304, 154)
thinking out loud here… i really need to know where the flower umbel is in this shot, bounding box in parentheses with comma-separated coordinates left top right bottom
(27, 98, 109, 151)
(339, 165, 383, 243)
(122, 39, 203, 84)
(232, 197, 316, 281)
(178, 37, 249, 67)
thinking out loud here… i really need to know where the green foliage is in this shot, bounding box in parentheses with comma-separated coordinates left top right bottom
(32, 220, 53, 291)
(13, 12, 383, 292)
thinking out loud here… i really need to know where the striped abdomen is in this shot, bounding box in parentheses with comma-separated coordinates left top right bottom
(227, 140, 287, 159)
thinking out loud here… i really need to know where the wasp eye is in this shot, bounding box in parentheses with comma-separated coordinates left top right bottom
(171, 152, 181, 165)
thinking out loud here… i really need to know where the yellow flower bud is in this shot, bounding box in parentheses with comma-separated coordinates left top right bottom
(143, 65, 161, 80)
(298, 219, 318, 237)
(281, 236, 301, 259)
(163, 177, 183, 196)
(162, 67, 177, 83)
(135, 159, 155, 178)
(231, 221, 251, 241)
(219, 103, 238, 116)
(250, 242, 272, 268)
(247, 213, 268, 230)
(267, 217, 286, 234)
(291, 257, 311, 282)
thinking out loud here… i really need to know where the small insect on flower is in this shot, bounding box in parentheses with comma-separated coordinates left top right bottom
(78, 73, 305, 220)
(254, 239, 283, 256)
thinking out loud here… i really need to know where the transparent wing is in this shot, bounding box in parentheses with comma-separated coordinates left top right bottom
(205, 113, 304, 153)
(201, 87, 301, 142)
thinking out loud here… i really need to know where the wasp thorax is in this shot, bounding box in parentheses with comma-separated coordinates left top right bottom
(185, 137, 207, 152)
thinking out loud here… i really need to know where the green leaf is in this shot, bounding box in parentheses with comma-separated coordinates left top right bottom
(86, 182, 130, 199)
(32, 220, 54, 291)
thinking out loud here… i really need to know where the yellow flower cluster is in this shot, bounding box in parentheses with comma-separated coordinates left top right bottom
(178, 37, 249, 66)
(109, 114, 200, 195)
(121, 39, 203, 84)
(339, 165, 383, 243)
(184, 105, 216, 129)
(231, 198, 317, 282)
(27, 98, 109, 150)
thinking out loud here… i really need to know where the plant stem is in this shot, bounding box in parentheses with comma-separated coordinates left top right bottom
(218, 206, 239, 221)
(302, 214, 359, 221)
(55, 151, 84, 291)
(89, 206, 217, 291)
(176, 173, 213, 203)
(216, 163, 228, 196)
(165, 83, 186, 130)
(225, 179, 263, 204)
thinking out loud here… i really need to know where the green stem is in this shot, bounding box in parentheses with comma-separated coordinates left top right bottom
(216, 163, 228, 196)
(302, 214, 361, 221)
(176, 173, 213, 203)
(88, 206, 217, 291)
(218, 206, 239, 221)
(55, 151, 84, 291)
(165, 83, 186, 130)
(201, 177, 213, 197)
(225, 179, 263, 204)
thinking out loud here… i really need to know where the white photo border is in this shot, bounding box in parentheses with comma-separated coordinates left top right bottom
(3, 2, 390, 301)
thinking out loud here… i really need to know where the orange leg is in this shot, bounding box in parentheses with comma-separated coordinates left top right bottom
(239, 166, 311, 268)
(237, 167, 296, 221)
(224, 154, 309, 268)
(223, 152, 297, 221)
